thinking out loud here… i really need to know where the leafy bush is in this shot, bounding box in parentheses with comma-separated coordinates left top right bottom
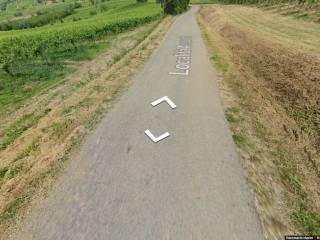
(90, 10, 97, 15)
(36, 10, 46, 16)
(74, 2, 82, 8)
(14, 11, 23, 17)
(100, 4, 108, 12)
(163, 0, 190, 14)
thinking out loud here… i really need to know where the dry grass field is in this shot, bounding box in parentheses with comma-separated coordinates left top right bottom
(198, 4, 320, 238)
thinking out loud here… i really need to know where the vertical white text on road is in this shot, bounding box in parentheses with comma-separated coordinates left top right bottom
(169, 36, 192, 76)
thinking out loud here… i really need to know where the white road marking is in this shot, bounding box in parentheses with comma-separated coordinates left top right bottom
(169, 36, 192, 76)
(151, 96, 177, 109)
(144, 130, 170, 143)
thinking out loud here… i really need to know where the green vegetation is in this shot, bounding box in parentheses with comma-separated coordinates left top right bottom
(0, 167, 8, 179)
(232, 133, 247, 148)
(191, 0, 219, 3)
(0, 0, 162, 115)
(0, 194, 27, 224)
(0, 3, 81, 31)
(154, 0, 191, 14)
(292, 205, 320, 235)
(162, 0, 190, 14)
(0, 113, 45, 151)
(0, 3, 161, 70)
(277, 149, 320, 234)
(226, 111, 238, 123)
(0, 59, 68, 112)
(14, 137, 40, 162)
(0, 16, 172, 234)
(226, 107, 241, 124)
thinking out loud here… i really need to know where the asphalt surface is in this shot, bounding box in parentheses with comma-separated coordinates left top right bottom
(14, 6, 264, 240)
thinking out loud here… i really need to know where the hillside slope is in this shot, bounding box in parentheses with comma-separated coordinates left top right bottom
(0, 1, 170, 237)
(198, 4, 320, 238)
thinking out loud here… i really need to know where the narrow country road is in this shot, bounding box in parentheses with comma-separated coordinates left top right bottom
(14, 6, 263, 240)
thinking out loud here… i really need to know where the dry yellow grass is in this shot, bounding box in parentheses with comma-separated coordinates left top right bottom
(198, 5, 320, 238)
(211, 5, 320, 53)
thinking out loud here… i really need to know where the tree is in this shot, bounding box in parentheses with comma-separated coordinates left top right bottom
(162, 0, 190, 14)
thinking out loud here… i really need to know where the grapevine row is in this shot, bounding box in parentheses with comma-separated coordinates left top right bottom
(0, 5, 161, 69)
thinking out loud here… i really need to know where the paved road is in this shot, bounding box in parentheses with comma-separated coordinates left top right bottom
(14, 6, 263, 240)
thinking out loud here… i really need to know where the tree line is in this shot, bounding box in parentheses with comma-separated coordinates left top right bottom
(137, 0, 190, 14)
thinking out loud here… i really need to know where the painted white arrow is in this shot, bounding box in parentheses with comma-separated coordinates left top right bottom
(144, 129, 170, 143)
(151, 96, 176, 109)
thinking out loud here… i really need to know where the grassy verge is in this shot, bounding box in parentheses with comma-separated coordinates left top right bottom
(198, 5, 320, 237)
(0, 16, 175, 238)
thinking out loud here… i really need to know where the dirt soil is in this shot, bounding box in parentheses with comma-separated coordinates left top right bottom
(198, 5, 320, 239)
(0, 16, 175, 238)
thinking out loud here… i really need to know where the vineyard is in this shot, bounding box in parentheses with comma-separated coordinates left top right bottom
(0, 0, 170, 237)
(0, 3, 82, 31)
(0, 0, 162, 114)
(0, 5, 161, 70)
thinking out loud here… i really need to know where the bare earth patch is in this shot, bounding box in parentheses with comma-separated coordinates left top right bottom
(198, 5, 320, 239)
(0, 16, 175, 238)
